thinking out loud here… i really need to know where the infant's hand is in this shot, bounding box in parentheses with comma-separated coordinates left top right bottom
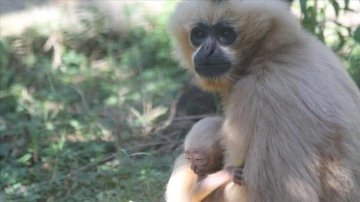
(226, 166, 245, 185)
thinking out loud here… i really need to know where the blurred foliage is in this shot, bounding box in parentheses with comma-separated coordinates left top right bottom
(0, 2, 183, 201)
(0, 0, 359, 201)
(299, 0, 360, 86)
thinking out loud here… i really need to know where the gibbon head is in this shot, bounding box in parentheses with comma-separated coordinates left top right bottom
(184, 117, 224, 176)
(168, 0, 301, 93)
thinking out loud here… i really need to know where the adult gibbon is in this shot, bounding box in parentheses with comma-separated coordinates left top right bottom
(166, 117, 244, 202)
(167, 0, 360, 201)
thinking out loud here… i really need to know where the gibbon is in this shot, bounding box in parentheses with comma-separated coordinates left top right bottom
(166, 117, 244, 202)
(167, 0, 360, 201)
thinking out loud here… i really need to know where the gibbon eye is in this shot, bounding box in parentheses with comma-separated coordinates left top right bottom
(216, 26, 237, 46)
(190, 25, 208, 47)
(195, 158, 206, 166)
(196, 158, 209, 166)
(194, 154, 208, 165)
(195, 30, 205, 38)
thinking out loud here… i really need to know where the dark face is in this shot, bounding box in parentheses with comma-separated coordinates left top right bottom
(185, 150, 223, 176)
(190, 23, 237, 78)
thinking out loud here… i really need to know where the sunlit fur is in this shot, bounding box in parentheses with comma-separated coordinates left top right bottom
(166, 153, 196, 202)
(168, 0, 360, 201)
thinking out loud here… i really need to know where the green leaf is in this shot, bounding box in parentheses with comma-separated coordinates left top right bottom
(354, 27, 360, 44)
(18, 153, 32, 163)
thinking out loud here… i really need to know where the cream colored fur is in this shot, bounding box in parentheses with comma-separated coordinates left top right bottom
(167, 0, 360, 201)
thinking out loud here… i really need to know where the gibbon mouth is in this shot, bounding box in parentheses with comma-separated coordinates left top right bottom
(195, 64, 231, 78)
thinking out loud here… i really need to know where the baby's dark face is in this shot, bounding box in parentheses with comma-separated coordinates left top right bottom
(185, 149, 223, 176)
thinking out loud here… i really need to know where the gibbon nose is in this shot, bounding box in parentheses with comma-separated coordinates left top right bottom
(203, 39, 216, 57)
(191, 164, 197, 172)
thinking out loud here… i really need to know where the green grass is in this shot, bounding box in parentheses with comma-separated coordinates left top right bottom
(0, 1, 359, 202)
(0, 2, 186, 201)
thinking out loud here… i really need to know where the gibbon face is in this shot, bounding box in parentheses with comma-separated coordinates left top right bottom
(168, 0, 300, 93)
(190, 22, 236, 78)
(185, 149, 223, 176)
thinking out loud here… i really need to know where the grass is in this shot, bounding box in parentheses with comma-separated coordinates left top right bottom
(0, 1, 359, 202)
(0, 2, 186, 201)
